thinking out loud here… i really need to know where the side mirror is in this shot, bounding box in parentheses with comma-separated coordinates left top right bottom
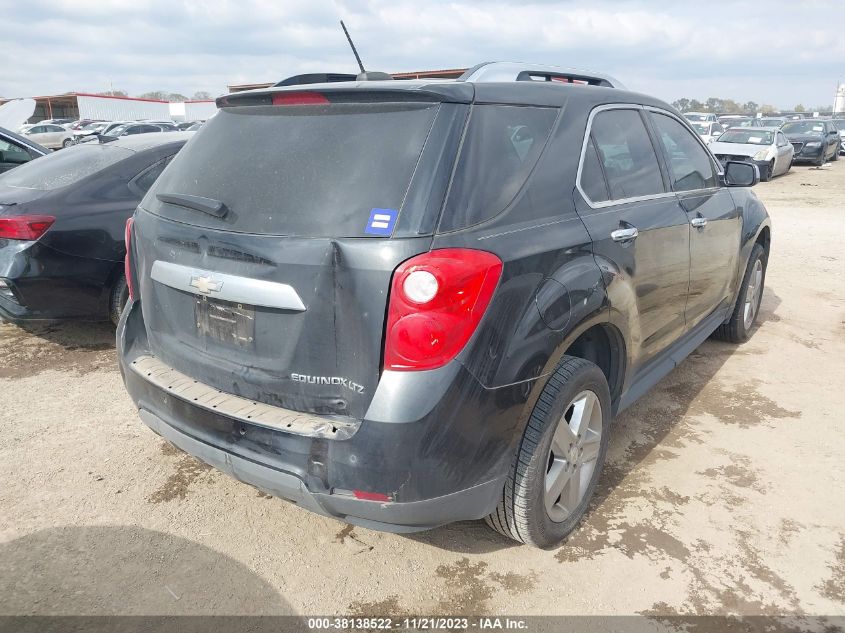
(724, 161, 759, 187)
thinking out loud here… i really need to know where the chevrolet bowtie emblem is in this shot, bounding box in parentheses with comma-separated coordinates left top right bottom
(189, 275, 223, 294)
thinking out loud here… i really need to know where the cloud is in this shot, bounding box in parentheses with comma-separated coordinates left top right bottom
(0, 0, 842, 108)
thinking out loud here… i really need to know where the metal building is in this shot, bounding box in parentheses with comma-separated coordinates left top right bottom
(184, 100, 216, 121)
(0, 93, 171, 122)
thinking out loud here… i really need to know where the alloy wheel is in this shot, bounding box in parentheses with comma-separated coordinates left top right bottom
(544, 390, 603, 523)
(743, 258, 764, 330)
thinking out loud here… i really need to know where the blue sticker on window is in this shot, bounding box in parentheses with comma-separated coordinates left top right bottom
(365, 208, 398, 236)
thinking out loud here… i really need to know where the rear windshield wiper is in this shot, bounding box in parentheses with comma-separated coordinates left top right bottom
(156, 193, 228, 218)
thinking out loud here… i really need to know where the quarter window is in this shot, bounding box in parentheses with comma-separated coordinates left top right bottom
(588, 109, 665, 201)
(580, 138, 609, 203)
(651, 113, 718, 191)
(439, 104, 557, 231)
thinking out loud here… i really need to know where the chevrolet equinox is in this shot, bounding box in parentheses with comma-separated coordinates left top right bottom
(117, 62, 771, 548)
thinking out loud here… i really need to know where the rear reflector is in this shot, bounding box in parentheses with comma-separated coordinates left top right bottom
(124, 217, 135, 301)
(0, 215, 55, 240)
(384, 248, 503, 371)
(271, 92, 329, 106)
(352, 490, 392, 502)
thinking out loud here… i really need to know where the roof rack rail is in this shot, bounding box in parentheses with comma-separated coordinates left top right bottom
(458, 62, 625, 89)
(274, 73, 358, 87)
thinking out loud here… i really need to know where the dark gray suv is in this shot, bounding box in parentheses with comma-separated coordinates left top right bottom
(117, 62, 770, 548)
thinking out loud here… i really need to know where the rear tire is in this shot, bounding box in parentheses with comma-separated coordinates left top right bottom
(109, 275, 129, 326)
(485, 356, 611, 549)
(831, 147, 839, 162)
(713, 243, 767, 343)
(62, 138, 73, 148)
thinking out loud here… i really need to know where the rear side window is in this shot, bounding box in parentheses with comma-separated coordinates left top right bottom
(650, 113, 718, 191)
(0, 144, 133, 190)
(438, 105, 557, 232)
(146, 102, 439, 237)
(579, 138, 609, 203)
(588, 109, 665, 201)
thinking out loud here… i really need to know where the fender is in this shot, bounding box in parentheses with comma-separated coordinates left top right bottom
(726, 187, 772, 317)
(485, 250, 626, 452)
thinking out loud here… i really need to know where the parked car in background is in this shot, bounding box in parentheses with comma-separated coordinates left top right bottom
(754, 117, 786, 128)
(118, 64, 771, 548)
(183, 122, 203, 131)
(709, 127, 794, 181)
(831, 119, 845, 154)
(72, 121, 111, 143)
(38, 118, 75, 127)
(718, 116, 754, 129)
(690, 120, 724, 144)
(0, 126, 49, 174)
(142, 121, 179, 131)
(68, 119, 106, 131)
(73, 121, 131, 144)
(20, 123, 75, 149)
(101, 122, 172, 139)
(683, 111, 717, 122)
(176, 121, 202, 131)
(782, 119, 840, 165)
(0, 132, 192, 325)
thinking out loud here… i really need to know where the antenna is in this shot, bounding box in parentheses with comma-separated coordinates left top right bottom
(340, 21, 365, 74)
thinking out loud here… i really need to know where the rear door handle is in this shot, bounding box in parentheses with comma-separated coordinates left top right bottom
(611, 227, 639, 242)
(691, 217, 708, 229)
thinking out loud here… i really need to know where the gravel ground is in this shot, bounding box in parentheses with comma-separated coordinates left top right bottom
(1, 160, 844, 619)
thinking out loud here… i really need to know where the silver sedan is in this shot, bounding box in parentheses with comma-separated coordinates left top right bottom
(709, 127, 795, 181)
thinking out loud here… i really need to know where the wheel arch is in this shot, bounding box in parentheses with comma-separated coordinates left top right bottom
(526, 315, 628, 417)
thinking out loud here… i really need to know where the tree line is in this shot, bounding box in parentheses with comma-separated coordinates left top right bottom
(96, 90, 214, 101)
(671, 97, 833, 115)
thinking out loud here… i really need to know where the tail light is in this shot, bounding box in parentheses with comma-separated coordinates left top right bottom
(384, 248, 503, 371)
(271, 92, 329, 106)
(0, 215, 55, 240)
(124, 217, 135, 302)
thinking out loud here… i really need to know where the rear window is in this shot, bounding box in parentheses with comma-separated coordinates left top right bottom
(438, 105, 557, 232)
(0, 143, 132, 190)
(145, 102, 440, 237)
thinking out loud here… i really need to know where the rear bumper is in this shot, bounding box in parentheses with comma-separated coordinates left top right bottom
(0, 240, 115, 322)
(137, 407, 504, 533)
(118, 301, 519, 532)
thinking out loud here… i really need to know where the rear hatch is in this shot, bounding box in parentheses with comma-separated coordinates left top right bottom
(133, 89, 467, 420)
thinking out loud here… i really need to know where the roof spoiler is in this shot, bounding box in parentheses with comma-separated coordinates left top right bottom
(458, 62, 625, 89)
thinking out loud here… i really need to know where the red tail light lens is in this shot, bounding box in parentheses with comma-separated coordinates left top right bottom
(0, 215, 55, 240)
(384, 249, 503, 371)
(124, 217, 135, 302)
(271, 92, 329, 106)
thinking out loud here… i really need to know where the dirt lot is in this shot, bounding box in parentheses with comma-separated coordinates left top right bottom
(1, 161, 844, 619)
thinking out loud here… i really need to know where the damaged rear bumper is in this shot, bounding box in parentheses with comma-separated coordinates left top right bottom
(137, 407, 504, 533)
(118, 300, 516, 532)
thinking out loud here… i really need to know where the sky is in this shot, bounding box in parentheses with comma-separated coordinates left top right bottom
(2, 0, 844, 109)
